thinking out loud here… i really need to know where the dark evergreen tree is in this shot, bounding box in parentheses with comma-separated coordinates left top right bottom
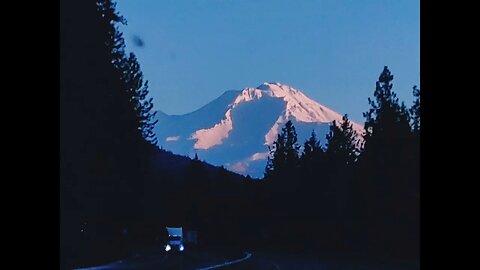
(410, 85, 421, 133)
(362, 66, 411, 154)
(264, 120, 300, 180)
(322, 115, 360, 222)
(61, 0, 159, 267)
(356, 66, 419, 259)
(409, 85, 421, 182)
(297, 130, 329, 221)
(299, 130, 325, 190)
(302, 130, 322, 163)
(325, 115, 360, 167)
(120, 53, 158, 145)
(263, 120, 301, 233)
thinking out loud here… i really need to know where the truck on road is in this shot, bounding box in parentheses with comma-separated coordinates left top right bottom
(164, 227, 185, 252)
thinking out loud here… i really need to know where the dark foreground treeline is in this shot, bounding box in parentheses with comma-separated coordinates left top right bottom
(254, 65, 420, 260)
(60, 1, 250, 268)
(173, 66, 420, 263)
(60, 0, 420, 269)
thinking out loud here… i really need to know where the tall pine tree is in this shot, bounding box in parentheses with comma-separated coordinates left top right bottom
(299, 130, 325, 191)
(356, 66, 418, 259)
(301, 130, 323, 164)
(325, 115, 360, 167)
(264, 120, 300, 181)
(120, 53, 158, 145)
(61, 1, 159, 267)
(324, 115, 359, 219)
(410, 85, 421, 133)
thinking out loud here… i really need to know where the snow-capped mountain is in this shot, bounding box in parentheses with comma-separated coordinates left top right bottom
(155, 82, 363, 178)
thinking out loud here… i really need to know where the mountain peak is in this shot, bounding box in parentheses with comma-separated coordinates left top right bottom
(257, 81, 286, 87)
(250, 83, 356, 126)
(155, 82, 363, 177)
(257, 82, 298, 95)
(257, 81, 280, 88)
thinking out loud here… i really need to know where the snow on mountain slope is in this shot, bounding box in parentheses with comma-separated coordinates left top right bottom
(154, 82, 364, 178)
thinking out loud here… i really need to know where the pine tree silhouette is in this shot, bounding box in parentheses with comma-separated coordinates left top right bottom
(355, 66, 419, 259)
(61, 1, 159, 267)
(410, 85, 421, 133)
(265, 120, 300, 181)
(325, 115, 360, 168)
(299, 130, 325, 194)
(301, 130, 322, 163)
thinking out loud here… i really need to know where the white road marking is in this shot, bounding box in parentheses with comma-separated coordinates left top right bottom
(195, 252, 252, 270)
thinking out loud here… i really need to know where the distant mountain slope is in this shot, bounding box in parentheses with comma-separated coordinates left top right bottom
(155, 82, 363, 178)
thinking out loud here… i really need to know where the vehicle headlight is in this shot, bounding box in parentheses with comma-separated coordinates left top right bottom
(165, 244, 171, 251)
(179, 244, 184, 251)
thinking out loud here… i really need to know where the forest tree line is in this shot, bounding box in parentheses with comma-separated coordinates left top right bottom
(259, 65, 420, 259)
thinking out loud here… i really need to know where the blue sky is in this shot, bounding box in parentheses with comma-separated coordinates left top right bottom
(116, 0, 419, 124)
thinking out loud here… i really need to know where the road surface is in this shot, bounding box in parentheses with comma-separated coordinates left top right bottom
(76, 247, 419, 270)
(76, 247, 250, 270)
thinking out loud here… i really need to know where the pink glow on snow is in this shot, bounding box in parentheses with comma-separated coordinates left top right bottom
(226, 161, 249, 174)
(165, 136, 180, 142)
(191, 110, 233, 149)
(190, 82, 364, 151)
(250, 152, 270, 161)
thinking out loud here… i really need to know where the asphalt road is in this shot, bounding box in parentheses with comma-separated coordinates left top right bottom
(76, 246, 250, 270)
(224, 251, 420, 270)
(76, 247, 419, 270)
